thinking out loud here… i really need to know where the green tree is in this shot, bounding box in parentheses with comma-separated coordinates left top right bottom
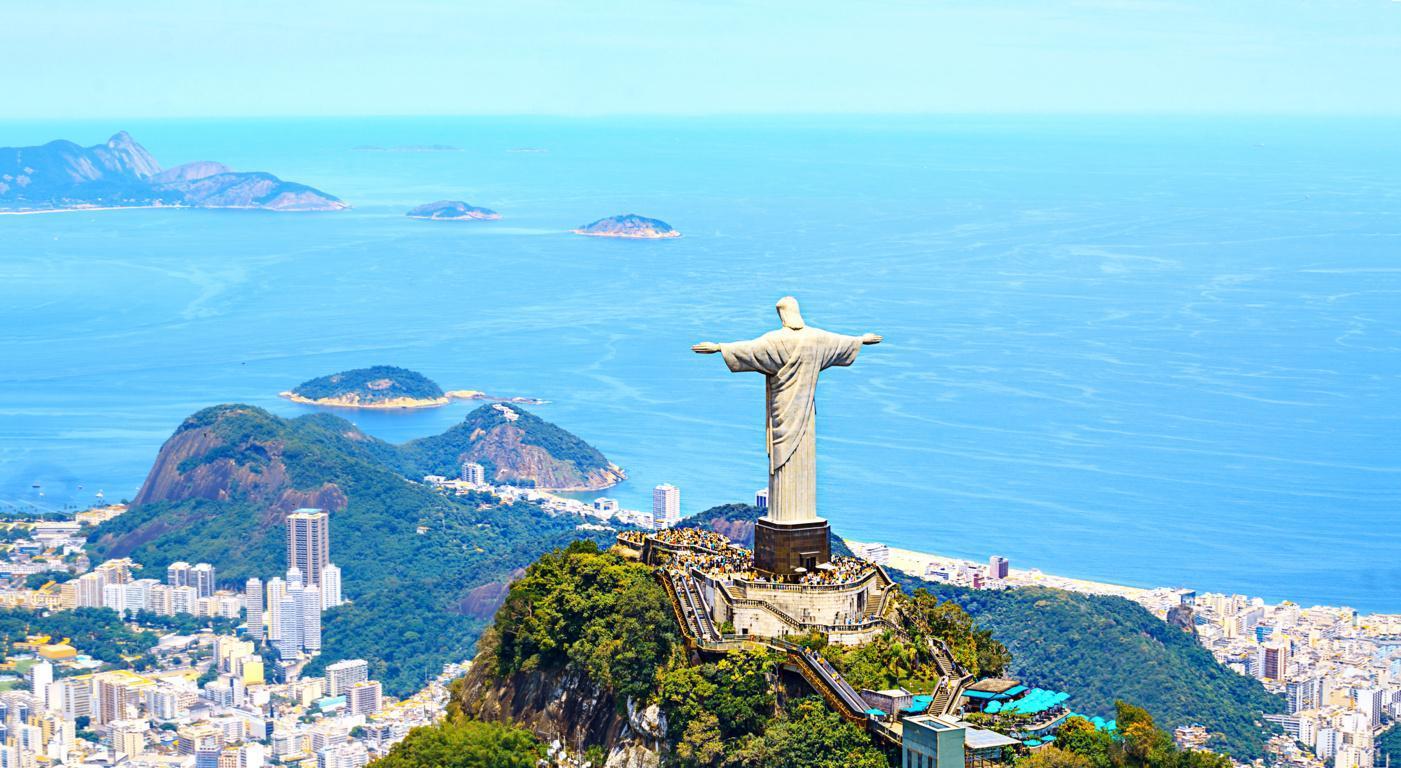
(492, 541, 679, 700)
(726, 698, 887, 768)
(370, 719, 542, 768)
(1017, 746, 1095, 768)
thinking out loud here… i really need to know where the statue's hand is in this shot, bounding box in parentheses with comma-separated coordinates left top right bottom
(692, 342, 722, 354)
(861, 333, 883, 345)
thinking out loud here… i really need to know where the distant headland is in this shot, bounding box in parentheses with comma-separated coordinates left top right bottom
(0, 132, 346, 213)
(573, 213, 680, 239)
(406, 201, 501, 221)
(352, 144, 461, 152)
(280, 366, 543, 409)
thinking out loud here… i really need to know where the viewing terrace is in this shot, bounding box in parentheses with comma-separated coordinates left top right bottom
(617, 527, 880, 588)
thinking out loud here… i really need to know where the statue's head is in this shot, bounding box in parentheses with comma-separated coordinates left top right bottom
(776, 296, 805, 330)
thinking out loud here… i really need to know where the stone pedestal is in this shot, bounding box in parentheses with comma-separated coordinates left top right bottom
(753, 516, 831, 579)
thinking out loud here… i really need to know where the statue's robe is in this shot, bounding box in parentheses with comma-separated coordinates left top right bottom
(720, 326, 864, 524)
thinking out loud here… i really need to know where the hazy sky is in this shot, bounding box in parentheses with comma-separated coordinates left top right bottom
(5, 0, 1401, 118)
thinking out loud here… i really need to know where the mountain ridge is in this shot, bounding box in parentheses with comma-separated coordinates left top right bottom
(0, 132, 346, 212)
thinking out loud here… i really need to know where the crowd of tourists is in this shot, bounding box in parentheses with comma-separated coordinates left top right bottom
(614, 528, 875, 586)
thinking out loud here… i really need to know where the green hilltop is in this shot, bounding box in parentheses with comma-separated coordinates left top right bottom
(288, 365, 445, 404)
(681, 505, 1280, 760)
(401, 403, 621, 489)
(428, 533, 1250, 767)
(87, 404, 618, 696)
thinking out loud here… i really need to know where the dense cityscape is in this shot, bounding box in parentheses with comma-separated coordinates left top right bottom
(2, 449, 1396, 768)
(0, 505, 454, 768)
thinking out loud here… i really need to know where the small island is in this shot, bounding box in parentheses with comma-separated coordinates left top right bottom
(406, 200, 501, 221)
(572, 213, 680, 239)
(281, 366, 542, 409)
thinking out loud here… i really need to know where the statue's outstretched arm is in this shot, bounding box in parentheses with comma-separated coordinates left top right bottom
(692, 342, 721, 354)
(861, 333, 882, 345)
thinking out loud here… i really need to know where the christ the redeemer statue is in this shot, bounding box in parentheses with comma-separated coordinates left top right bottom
(694, 296, 880, 576)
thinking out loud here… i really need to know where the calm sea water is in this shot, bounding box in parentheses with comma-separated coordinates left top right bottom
(1, 116, 1398, 612)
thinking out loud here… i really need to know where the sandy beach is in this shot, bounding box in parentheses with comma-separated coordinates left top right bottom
(848, 540, 1156, 601)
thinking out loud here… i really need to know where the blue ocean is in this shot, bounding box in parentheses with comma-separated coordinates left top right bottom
(2, 117, 1398, 612)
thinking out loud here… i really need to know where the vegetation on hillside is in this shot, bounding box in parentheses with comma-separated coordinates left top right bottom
(0, 608, 157, 664)
(88, 406, 615, 696)
(370, 716, 543, 768)
(290, 366, 444, 402)
(400, 404, 613, 482)
(490, 541, 678, 700)
(1031, 702, 1232, 768)
(1378, 724, 1401, 766)
(898, 576, 1280, 759)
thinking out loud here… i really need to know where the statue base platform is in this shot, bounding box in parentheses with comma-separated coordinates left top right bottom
(753, 516, 831, 579)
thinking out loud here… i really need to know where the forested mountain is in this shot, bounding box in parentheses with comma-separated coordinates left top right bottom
(894, 576, 1282, 758)
(87, 404, 614, 695)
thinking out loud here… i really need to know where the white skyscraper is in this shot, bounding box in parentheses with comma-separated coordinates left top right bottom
(287, 566, 304, 589)
(265, 577, 286, 642)
(167, 562, 192, 587)
(461, 462, 486, 485)
(244, 578, 265, 641)
(191, 563, 216, 598)
(320, 564, 343, 608)
(276, 594, 300, 658)
(30, 661, 53, 710)
(652, 484, 681, 529)
(1355, 688, 1385, 728)
(296, 586, 322, 652)
(286, 508, 330, 586)
(325, 659, 369, 696)
(754, 489, 768, 509)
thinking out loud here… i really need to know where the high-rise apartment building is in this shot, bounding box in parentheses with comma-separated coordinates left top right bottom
(265, 577, 286, 642)
(191, 563, 216, 598)
(652, 484, 681, 529)
(287, 509, 330, 586)
(755, 489, 768, 509)
(320, 564, 343, 609)
(76, 572, 106, 608)
(244, 578, 265, 641)
(276, 594, 301, 659)
(1286, 678, 1321, 714)
(988, 555, 1010, 580)
(460, 462, 486, 484)
(30, 661, 53, 709)
(1256, 643, 1289, 683)
(296, 586, 322, 652)
(346, 681, 382, 716)
(168, 562, 192, 587)
(325, 659, 369, 696)
(1355, 688, 1385, 728)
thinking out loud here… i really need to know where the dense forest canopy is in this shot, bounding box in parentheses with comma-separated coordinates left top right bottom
(290, 366, 445, 402)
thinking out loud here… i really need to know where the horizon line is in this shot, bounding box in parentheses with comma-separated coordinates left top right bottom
(5, 109, 1401, 123)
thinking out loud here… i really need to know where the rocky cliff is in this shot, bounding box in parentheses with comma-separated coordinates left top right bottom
(456, 635, 665, 768)
(0, 132, 346, 212)
(401, 403, 625, 490)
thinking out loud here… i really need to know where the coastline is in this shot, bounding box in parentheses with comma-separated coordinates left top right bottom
(408, 214, 501, 222)
(279, 390, 546, 410)
(0, 205, 175, 216)
(571, 229, 681, 239)
(1, 202, 348, 215)
(279, 390, 477, 410)
(849, 540, 1156, 601)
